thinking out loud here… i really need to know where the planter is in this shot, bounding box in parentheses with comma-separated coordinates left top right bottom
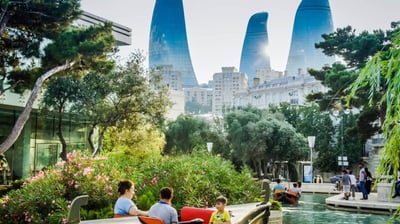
(377, 183, 400, 203)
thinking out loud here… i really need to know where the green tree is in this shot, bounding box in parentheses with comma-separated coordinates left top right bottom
(185, 101, 212, 114)
(0, 22, 116, 155)
(348, 30, 400, 180)
(74, 53, 170, 156)
(41, 76, 82, 160)
(307, 23, 400, 147)
(224, 107, 308, 177)
(0, 0, 81, 94)
(164, 114, 227, 155)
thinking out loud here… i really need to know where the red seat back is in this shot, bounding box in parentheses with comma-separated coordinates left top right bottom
(180, 207, 214, 224)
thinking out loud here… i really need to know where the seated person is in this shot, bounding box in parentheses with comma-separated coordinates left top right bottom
(392, 168, 400, 198)
(149, 187, 179, 224)
(289, 183, 301, 196)
(272, 179, 285, 193)
(114, 180, 148, 216)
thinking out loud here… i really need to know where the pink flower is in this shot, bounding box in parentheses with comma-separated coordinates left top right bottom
(62, 218, 68, 224)
(55, 161, 66, 167)
(151, 177, 159, 184)
(83, 167, 94, 176)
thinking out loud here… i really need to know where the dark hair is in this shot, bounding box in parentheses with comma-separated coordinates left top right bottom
(276, 179, 281, 184)
(160, 187, 173, 199)
(118, 180, 134, 195)
(215, 196, 227, 205)
(297, 181, 302, 188)
(342, 170, 348, 174)
(349, 171, 353, 175)
(293, 183, 298, 188)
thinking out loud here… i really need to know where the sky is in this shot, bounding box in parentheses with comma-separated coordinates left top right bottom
(81, 0, 400, 84)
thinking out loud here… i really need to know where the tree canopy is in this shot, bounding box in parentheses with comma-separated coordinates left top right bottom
(224, 107, 308, 176)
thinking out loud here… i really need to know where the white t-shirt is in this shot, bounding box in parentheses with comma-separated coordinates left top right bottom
(359, 168, 365, 182)
(349, 174, 357, 186)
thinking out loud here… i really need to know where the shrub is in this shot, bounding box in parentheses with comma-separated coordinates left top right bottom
(115, 149, 261, 210)
(0, 150, 260, 223)
(0, 151, 122, 223)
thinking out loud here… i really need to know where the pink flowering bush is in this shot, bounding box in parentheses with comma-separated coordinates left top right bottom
(0, 151, 122, 223)
(0, 150, 260, 223)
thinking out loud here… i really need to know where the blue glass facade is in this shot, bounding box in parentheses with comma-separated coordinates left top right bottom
(285, 0, 334, 75)
(240, 12, 271, 83)
(149, 0, 198, 87)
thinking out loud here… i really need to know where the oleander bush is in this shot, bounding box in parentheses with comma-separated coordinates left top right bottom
(0, 150, 260, 223)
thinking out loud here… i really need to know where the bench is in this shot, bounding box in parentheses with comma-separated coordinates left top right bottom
(180, 207, 214, 224)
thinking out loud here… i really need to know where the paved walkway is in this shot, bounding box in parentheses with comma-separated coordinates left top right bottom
(326, 192, 400, 214)
(270, 182, 341, 194)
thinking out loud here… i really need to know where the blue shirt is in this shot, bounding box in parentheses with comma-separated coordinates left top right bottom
(273, 184, 285, 192)
(149, 201, 178, 224)
(114, 197, 137, 215)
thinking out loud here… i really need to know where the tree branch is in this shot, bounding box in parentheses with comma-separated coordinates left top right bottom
(0, 61, 75, 154)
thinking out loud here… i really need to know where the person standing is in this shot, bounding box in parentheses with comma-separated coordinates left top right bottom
(349, 170, 357, 200)
(342, 170, 351, 200)
(392, 168, 400, 198)
(149, 187, 179, 224)
(359, 163, 368, 200)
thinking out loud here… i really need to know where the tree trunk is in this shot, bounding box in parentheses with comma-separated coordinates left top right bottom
(87, 124, 96, 154)
(0, 62, 75, 154)
(92, 127, 106, 157)
(57, 108, 68, 161)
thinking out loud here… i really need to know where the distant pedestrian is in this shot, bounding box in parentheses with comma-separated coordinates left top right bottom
(359, 163, 368, 200)
(342, 170, 351, 200)
(365, 168, 373, 194)
(349, 171, 357, 200)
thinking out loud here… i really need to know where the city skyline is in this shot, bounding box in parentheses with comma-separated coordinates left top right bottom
(82, 0, 400, 84)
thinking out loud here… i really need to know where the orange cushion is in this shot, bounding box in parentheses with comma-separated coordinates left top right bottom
(114, 214, 130, 218)
(139, 216, 164, 224)
(180, 207, 214, 224)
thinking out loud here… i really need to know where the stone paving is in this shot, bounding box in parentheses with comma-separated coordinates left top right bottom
(326, 192, 400, 214)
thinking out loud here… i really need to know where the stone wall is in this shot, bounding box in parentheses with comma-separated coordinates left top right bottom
(268, 210, 282, 224)
(377, 183, 400, 203)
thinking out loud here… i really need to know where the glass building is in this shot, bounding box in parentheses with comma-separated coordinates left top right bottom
(149, 0, 198, 88)
(240, 12, 271, 84)
(285, 0, 334, 76)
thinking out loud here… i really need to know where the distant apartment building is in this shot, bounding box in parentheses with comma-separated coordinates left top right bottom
(184, 87, 213, 114)
(212, 67, 248, 115)
(234, 74, 327, 109)
(154, 65, 183, 91)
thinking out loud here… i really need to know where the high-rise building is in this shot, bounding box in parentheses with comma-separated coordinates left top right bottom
(212, 67, 247, 115)
(240, 12, 271, 84)
(285, 0, 334, 76)
(149, 0, 198, 88)
(154, 65, 183, 91)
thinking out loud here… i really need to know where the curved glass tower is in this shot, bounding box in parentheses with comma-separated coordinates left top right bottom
(240, 12, 271, 83)
(149, 0, 198, 87)
(285, 0, 334, 75)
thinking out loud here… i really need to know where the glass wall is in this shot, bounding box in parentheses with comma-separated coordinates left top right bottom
(0, 107, 90, 180)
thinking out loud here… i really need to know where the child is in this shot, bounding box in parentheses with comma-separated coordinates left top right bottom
(209, 196, 231, 224)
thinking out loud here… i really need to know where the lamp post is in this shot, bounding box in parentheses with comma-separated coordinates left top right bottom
(333, 107, 350, 170)
(308, 136, 316, 182)
(206, 142, 213, 153)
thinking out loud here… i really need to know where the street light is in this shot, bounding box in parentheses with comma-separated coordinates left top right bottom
(308, 136, 316, 182)
(206, 142, 213, 153)
(333, 107, 350, 170)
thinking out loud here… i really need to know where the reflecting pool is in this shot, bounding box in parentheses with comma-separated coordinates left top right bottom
(283, 194, 392, 224)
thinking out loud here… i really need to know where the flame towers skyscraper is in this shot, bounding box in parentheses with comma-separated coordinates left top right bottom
(149, 0, 198, 87)
(240, 12, 271, 84)
(285, 0, 334, 75)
